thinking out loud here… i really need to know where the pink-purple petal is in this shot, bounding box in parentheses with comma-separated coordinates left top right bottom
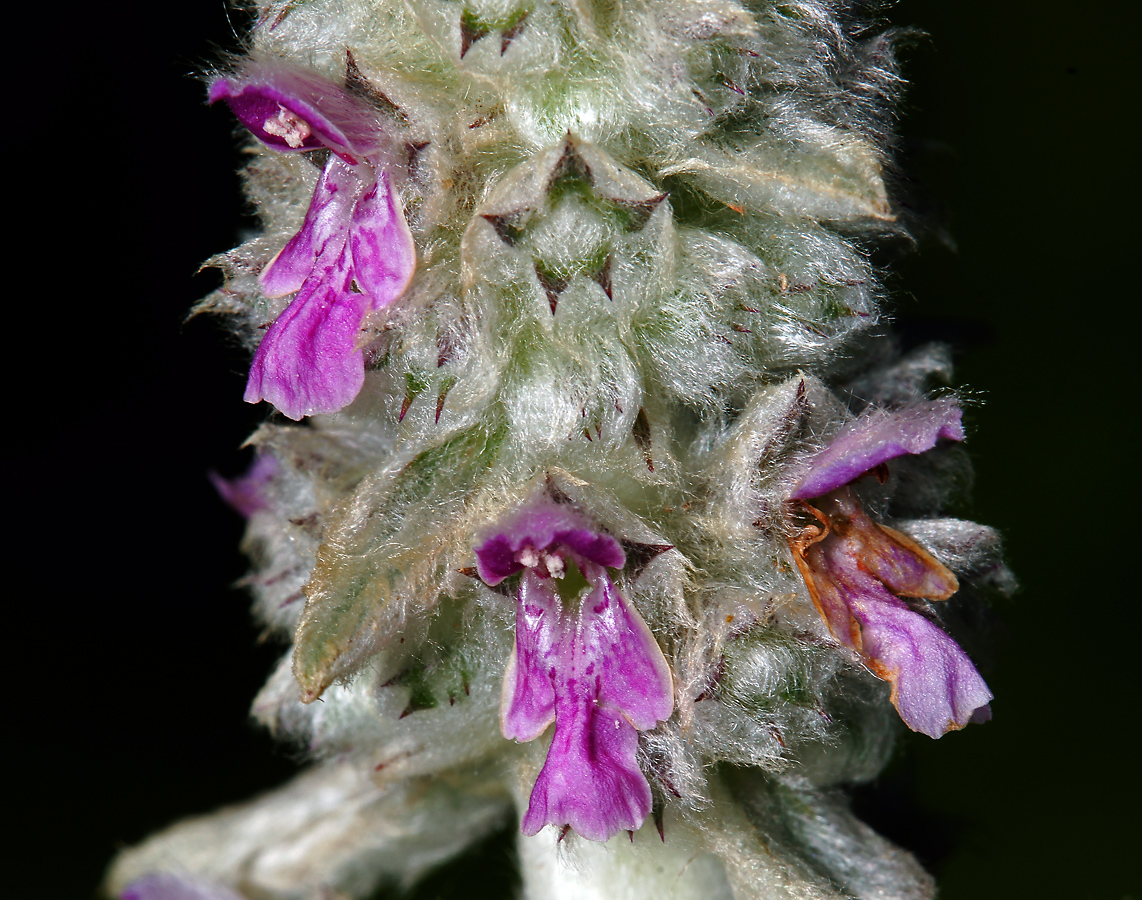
(260, 157, 360, 298)
(580, 570, 673, 730)
(849, 588, 993, 738)
(511, 565, 668, 839)
(801, 538, 991, 736)
(208, 60, 382, 160)
(348, 173, 417, 310)
(790, 399, 965, 499)
(521, 669, 651, 841)
(474, 504, 582, 584)
(208, 453, 278, 518)
(501, 571, 559, 742)
(121, 873, 245, 900)
(870, 523, 960, 600)
(793, 488, 990, 737)
(791, 544, 862, 651)
(473, 533, 525, 585)
(244, 248, 370, 420)
(211, 61, 417, 421)
(475, 505, 625, 585)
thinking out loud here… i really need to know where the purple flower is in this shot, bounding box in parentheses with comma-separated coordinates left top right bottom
(121, 873, 244, 900)
(475, 499, 674, 841)
(788, 401, 993, 738)
(210, 60, 416, 420)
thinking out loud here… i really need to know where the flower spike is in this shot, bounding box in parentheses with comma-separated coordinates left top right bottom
(111, 3, 1012, 896)
(208, 59, 384, 161)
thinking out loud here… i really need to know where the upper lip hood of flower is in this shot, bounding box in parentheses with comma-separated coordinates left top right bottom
(789, 398, 964, 500)
(475, 503, 627, 585)
(208, 59, 384, 164)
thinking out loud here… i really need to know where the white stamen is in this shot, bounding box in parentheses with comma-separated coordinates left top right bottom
(517, 548, 540, 568)
(544, 552, 566, 578)
(263, 104, 312, 148)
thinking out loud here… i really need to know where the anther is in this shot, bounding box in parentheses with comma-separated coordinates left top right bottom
(262, 105, 311, 148)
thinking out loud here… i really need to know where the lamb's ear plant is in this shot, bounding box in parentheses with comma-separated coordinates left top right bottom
(108, 1, 1013, 897)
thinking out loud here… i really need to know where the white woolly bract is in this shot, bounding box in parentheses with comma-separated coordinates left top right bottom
(105, 761, 511, 899)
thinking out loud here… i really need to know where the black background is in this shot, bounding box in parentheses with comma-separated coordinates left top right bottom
(12, 1, 1135, 897)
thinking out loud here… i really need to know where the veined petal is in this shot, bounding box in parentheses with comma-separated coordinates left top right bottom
(501, 571, 559, 742)
(790, 399, 965, 499)
(795, 488, 961, 649)
(476, 494, 672, 840)
(260, 157, 361, 298)
(793, 488, 989, 736)
(348, 172, 417, 310)
(849, 588, 993, 738)
(520, 669, 651, 841)
(816, 489, 959, 601)
(208, 59, 382, 161)
(244, 248, 370, 420)
(790, 541, 863, 651)
(579, 568, 673, 730)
